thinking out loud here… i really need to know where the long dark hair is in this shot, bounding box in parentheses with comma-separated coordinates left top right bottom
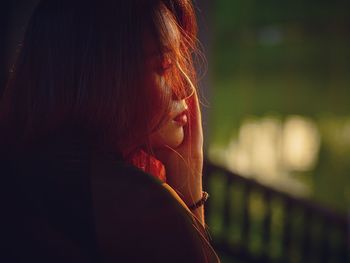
(0, 0, 198, 156)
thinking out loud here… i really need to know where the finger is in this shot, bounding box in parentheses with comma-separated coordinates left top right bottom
(184, 90, 203, 148)
(187, 90, 202, 130)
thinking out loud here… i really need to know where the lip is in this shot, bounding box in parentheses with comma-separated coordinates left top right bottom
(173, 111, 188, 126)
(170, 100, 188, 126)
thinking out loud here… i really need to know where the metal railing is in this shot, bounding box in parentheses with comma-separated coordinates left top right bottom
(203, 160, 349, 263)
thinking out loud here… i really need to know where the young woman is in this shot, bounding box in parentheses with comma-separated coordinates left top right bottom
(0, 0, 220, 262)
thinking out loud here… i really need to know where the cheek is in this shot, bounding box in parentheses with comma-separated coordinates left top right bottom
(144, 74, 164, 124)
(148, 74, 173, 127)
(149, 121, 185, 149)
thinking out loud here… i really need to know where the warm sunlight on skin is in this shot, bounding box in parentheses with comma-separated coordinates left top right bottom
(144, 27, 190, 150)
(150, 99, 188, 149)
(148, 54, 189, 149)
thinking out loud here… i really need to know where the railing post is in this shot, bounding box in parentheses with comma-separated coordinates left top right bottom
(262, 190, 272, 260)
(301, 207, 311, 262)
(241, 182, 251, 254)
(222, 172, 231, 238)
(281, 198, 292, 262)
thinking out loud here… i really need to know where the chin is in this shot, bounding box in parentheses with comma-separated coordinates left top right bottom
(166, 132, 184, 148)
(150, 126, 184, 149)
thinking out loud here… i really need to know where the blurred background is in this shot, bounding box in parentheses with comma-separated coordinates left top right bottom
(206, 0, 350, 214)
(196, 0, 350, 262)
(1, 0, 349, 262)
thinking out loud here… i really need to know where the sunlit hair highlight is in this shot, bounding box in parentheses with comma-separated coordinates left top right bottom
(145, 0, 198, 135)
(0, 0, 200, 158)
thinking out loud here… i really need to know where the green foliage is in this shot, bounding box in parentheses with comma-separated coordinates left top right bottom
(209, 0, 350, 213)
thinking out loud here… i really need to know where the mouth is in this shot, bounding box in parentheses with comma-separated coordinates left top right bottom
(173, 111, 188, 126)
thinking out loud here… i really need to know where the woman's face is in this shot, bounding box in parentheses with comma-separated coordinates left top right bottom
(144, 33, 189, 149)
(148, 56, 189, 149)
(149, 95, 188, 149)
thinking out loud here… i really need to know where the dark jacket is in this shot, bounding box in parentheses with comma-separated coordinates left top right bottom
(1, 134, 220, 262)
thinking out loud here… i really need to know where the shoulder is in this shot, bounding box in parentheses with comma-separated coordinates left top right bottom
(1, 147, 220, 262)
(90, 155, 219, 262)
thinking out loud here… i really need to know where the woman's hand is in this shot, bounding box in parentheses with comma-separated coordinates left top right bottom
(154, 90, 204, 225)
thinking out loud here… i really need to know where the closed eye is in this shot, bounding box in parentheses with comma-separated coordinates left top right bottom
(160, 56, 173, 74)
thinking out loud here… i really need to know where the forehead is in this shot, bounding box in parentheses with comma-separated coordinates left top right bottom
(143, 8, 181, 58)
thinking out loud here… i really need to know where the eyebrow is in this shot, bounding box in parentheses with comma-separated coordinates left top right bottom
(150, 48, 171, 59)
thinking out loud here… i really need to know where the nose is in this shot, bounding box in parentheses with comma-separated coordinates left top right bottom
(182, 99, 188, 110)
(174, 99, 188, 112)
